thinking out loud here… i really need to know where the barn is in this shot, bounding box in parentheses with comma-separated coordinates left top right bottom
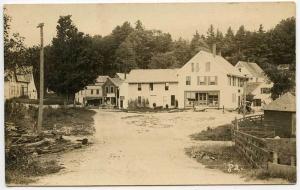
(263, 92, 296, 138)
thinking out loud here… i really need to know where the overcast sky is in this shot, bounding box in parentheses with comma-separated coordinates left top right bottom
(5, 2, 295, 47)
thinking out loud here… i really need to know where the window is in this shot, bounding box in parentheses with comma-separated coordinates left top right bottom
(196, 63, 199, 72)
(96, 89, 99, 94)
(81, 91, 83, 95)
(191, 62, 194, 72)
(239, 68, 241, 72)
(186, 76, 191, 85)
(232, 77, 236, 86)
(165, 83, 169, 91)
(110, 86, 114, 93)
(205, 62, 210, 72)
(209, 76, 217, 85)
(105, 86, 109, 93)
(228, 76, 231, 86)
(232, 93, 236, 103)
(261, 88, 271, 94)
(91, 89, 94, 94)
(197, 76, 206, 85)
(149, 83, 154, 91)
(239, 79, 244, 87)
(138, 96, 142, 105)
(138, 83, 142, 91)
(253, 99, 262, 107)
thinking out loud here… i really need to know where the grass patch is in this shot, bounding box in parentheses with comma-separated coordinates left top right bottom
(248, 168, 296, 183)
(190, 124, 232, 141)
(43, 107, 96, 135)
(185, 143, 251, 173)
(6, 159, 64, 185)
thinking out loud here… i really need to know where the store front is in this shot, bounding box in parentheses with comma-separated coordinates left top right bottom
(184, 91, 220, 108)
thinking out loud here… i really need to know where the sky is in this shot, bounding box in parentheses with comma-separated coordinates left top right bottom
(4, 2, 295, 47)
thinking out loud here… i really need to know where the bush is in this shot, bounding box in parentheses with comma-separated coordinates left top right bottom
(128, 98, 150, 110)
(153, 103, 156, 108)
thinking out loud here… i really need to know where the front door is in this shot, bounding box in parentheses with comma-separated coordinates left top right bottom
(171, 95, 175, 107)
(120, 100, 123, 108)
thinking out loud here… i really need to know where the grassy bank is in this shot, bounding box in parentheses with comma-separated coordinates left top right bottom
(190, 124, 232, 141)
(5, 101, 96, 184)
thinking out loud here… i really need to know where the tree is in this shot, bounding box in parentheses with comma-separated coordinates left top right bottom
(135, 20, 144, 31)
(205, 25, 216, 48)
(149, 52, 179, 69)
(190, 31, 209, 56)
(115, 40, 137, 72)
(4, 10, 26, 71)
(47, 15, 102, 101)
(172, 38, 191, 67)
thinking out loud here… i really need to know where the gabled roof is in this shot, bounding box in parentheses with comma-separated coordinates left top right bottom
(115, 73, 127, 80)
(182, 51, 243, 77)
(109, 77, 123, 87)
(96, 76, 109, 83)
(5, 66, 33, 83)
(236, 61, 265, 78)
(264, 92, 296, 112)
(127, 69, 179, 83)
(246, 82, 261, 94)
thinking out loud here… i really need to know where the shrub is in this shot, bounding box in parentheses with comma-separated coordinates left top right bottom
(153, 103, 156, 108)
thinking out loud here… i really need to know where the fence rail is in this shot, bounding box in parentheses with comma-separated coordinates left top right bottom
(231, 116, 296, 170)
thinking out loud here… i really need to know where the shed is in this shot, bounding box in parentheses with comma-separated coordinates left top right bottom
(263, 92, 296, 138)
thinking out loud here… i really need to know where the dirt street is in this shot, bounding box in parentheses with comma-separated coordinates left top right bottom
(34, 109, 285, 185)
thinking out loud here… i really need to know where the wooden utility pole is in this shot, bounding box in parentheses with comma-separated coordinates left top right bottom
(243, 75, 247, 119)
(37, 23, 44, 134)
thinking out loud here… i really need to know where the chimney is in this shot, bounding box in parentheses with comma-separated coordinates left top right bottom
(212, 43, 216, 57)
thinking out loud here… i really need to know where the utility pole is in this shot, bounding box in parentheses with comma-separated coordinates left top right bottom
(37, 23, 44, 134)
(243, 74, 247, 119)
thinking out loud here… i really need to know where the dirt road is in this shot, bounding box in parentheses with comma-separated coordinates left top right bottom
(35, 109, 285, 185)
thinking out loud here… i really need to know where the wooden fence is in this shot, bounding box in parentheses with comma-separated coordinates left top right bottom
(231, 116, 296, 170)
(232, 126, 271, 168)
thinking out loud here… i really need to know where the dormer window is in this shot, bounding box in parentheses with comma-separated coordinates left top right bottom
(205, 62, 210, 72)
(196, 63, 199, 72)
(191, 62, 194, 72)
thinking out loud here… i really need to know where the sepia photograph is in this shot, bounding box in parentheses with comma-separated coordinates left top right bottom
(2, 1, 296, 186)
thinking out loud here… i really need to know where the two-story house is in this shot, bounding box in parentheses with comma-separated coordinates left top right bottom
(177, 50, 245, 109)
(4, 66, 37, 100)
(75, 76, 109, 106)
(102, 77, 123, 107)
(120, 69, 179, 109)
(235, 61, 273, 109)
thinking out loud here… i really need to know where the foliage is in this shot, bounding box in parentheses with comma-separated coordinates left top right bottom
(4, 10, 27, 71)
(46, 15, 103, 100)
(127, 98, 150, 109)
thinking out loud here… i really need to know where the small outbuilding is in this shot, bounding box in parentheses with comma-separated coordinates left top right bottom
(263, 92, 296, 138)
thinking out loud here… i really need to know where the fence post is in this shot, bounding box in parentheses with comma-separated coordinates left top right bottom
(235, 117, 239, 131)
(272, 152, 278, 164)
(291, 156, 296, 167)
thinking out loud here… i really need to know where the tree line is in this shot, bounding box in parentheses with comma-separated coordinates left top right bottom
(4, 11, 295, 100)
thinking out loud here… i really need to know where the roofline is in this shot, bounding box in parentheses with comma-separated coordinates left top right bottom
(127, 81, 178, 84)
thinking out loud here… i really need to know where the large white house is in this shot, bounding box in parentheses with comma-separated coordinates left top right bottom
(235, 61, 273, 109)
(120, 50, 246, 109)
(120, 69, 179, 109)
(177, 51, 245, 109)
(4, 66, 37, 100)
